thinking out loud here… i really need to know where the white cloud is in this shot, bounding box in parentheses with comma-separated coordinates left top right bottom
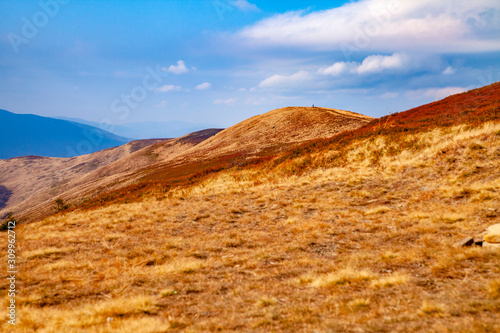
(214, 98, 237, 105)
(319, 53, 411, 76)
(258, 70, 313, 89)
(196, 82, 212, 90)
(154, 85, 182, 93)
(356, 53, 408, 74)
(318, 62, 357, 76)
(238, 0, 500, 53)
(406, 86, 468, 100)
(229, 0, 259, 12)
(163, 60, 189, 75)
(442, 66, 456, 75)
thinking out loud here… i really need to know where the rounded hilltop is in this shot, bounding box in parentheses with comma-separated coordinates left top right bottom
(185, 106, 374, 159)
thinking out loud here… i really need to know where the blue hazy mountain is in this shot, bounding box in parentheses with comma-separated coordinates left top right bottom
(0, 109, 131, 159)
(55, 116, 220, 140)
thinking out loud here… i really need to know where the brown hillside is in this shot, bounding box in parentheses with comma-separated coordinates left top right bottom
(0, 139, 166, 214)
(140, 107, 372, 180)
(178, 107, 372, 160)
(2, 107, 371, 223)
(77, 107, 373, 209)
(73, 83, 500, 213)
(7, 84, 500, 332)
(0, 130, 221, 222)
(271, 81, 500, 169)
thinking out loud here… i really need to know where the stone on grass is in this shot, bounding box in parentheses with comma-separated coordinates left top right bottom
(486, 223, 500, 234)
(453, 236, 474, 248)
(484, 234, 500, 244)
(484, 223, 500, 244)
(473, 238, 484, 246)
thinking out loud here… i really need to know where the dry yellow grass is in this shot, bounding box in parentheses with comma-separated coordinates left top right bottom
(488, 280, 500, 299)
(1, 122, 499, 332)
(23, 246, 74, 259)
(418, 300, 447, 317)
(370, 272, 410, 288)
(311, 268, 377, 287)
(15, 296, 162, 333)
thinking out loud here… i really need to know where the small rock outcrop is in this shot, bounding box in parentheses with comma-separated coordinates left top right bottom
(453, 224, 500, 249)
(483, 224, 500, 249)
(453, 236, 474, 248)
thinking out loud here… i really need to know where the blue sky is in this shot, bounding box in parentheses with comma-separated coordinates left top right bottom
(1, 0, 499, 128)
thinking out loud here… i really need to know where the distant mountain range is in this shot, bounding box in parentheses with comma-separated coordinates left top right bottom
(54, 116, 220, 140)
(0, 109, 131, 159)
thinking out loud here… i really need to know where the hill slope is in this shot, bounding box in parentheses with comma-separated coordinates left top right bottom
(138, 106, 373, 182)
(0, 130, 222, 222)
(5, 83, 499, 332)
(0, 138, 167, 217)
(0, 109, 131, 159)
(0, 107, 371, 222)
(180, 106, 372, 159)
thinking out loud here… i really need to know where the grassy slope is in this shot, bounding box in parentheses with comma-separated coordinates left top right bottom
(0, 139, 168, 219)
(2, 83, 500, 332)
(74, 107, 372, 211)
(1, 130, 221, 224)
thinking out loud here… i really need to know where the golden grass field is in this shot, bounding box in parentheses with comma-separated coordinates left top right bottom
(2, 118, 499, 332)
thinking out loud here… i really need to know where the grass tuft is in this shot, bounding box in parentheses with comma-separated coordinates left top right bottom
(311, 268, 377, 287)
(370, 272, 410, 288)
(418, 300, 447, 317)
(488, 279, 500, 299)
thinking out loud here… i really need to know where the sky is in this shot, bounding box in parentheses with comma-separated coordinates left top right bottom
(1, 0, 500, 128)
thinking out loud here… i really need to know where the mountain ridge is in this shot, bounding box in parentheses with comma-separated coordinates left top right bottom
(0, 106, 371, 222)
(0, 109, 131, 159)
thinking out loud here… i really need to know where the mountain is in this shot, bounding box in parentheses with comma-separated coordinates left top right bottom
(0, 110, 131, 159)
(9, 83, 500, 332)
(179, 106, 373, 160)
(0, 129, 222, 222)
(55, 116, 220, 140)
(55, 82, 500, 213)
(139, 106, 373, 182)
(0, 106, 370, 222)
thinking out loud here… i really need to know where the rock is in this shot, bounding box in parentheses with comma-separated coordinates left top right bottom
(473, 238, 484, 246)
(484, 234, 500, 243)
(484, 223, 500, 244)
(453, 236, 474, 248)
(483, 242, 500, 250)
(486, 223, 500, 234)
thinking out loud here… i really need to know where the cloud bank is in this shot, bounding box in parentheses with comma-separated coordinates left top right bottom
(318, 53, 412, 76)
(238, 0, 500, 53)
